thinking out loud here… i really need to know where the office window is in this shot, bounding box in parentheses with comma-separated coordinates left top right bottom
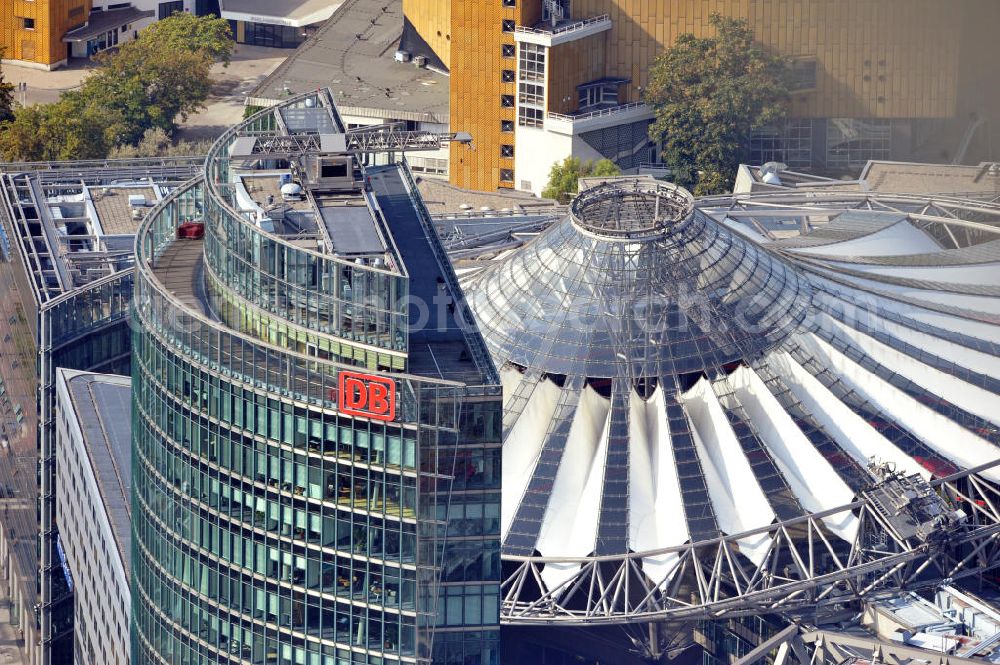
(518, 82, 543, 106)
(501, 69, 515, 83)
(502, 19, 515, 32)
(501, 44, 515, 58)
(825, 118, 891, 169)
(750, 119, 812, 168)
(518, 42, 545, 81)
(791, 59, 818, 91)
(499, 169, 514, 183)
(518, 106, 544, 128)
(500, 145, 514, 158)
(501, 120, 514, 133)
(578, 83, 619, 111)
(158, 0, 184, 19)
(21, 17, 35, 29)
(500, 95, 515, 108)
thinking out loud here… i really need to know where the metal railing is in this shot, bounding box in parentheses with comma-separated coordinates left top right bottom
(515, 13, 610, 36)
(547, 101, 648, 123)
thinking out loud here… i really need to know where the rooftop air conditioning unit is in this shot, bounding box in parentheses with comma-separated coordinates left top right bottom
(394, 50, 411, 63)
(413, 55, 427, 68)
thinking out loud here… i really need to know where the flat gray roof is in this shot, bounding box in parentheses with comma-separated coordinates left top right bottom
(251, 0, 449, 124)
(63, 7, 154, 42)
(64, 371, 132, 581)
(319, 205, 385, 255)
(219, 0, 337, 27)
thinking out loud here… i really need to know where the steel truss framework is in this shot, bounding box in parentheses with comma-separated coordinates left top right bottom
(501, 460, 1000, 625)
(698, 191, 1000, 250)
(232, 125, 470, 160)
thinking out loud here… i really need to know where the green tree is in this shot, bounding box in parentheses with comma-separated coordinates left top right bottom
(126, 11, 234, 65)
(108, 127, 214, 158)
(644, 14, 790, 195)
(542, 157, 621, 203)
(0, 14, 232, 161)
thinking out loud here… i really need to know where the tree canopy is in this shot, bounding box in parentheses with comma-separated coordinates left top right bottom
(644, 14, 790, 195)
(542, 157, 621, 203)
(0, 13, 233, 161)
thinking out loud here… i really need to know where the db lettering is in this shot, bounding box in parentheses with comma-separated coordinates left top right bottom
(338, 372, 396, 421)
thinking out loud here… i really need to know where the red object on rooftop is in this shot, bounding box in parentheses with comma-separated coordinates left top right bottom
(177, 221, 205, 239)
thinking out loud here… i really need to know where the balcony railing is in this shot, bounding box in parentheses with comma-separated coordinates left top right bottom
(547, 101, 647, 123)
(515, 13, 610, 36)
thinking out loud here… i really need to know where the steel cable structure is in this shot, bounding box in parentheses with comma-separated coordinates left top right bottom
(457, 179, 1000, 626)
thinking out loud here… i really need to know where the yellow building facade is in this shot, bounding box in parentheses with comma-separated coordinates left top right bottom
(405, 0, 1000, 193)
(1, 0, 91, 69)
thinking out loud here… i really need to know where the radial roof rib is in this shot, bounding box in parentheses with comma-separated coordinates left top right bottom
(710, 379, 805, 523)
(782, 338, 953, 476)
(812, 287, 1000, 375)
(749, 359, 871, 493)
(660, 393, 720, 543)
(629, 386, 689, 586)
(726, 365, 859, 543)
(811, 310, 1000, 440)
(501, 367, 544, 435)
(817, 310, 1000, 421)
(681, 377, 774, 566)
(503, 377, 584, 556)
(501, 376, 562, 542)
(797, 333, 1000, 482)
(809, 273, 1000, 348)
(594, 379, 631, 556)
(763, 350, 927, 480)
(534, 385, 611, 592)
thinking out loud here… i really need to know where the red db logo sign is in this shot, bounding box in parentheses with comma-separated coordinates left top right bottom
(338, 371, 396, 422)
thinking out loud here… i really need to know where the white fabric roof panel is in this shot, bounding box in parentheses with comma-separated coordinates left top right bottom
(461, 181, 1000, 620)
(792, 220, 940, 257)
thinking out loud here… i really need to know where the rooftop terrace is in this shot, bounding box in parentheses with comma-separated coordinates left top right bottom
(0, 158, 203, 305)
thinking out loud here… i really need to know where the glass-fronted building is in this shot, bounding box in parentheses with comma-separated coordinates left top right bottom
(0, 158, 203, 665)
(130, 90, 501, 665)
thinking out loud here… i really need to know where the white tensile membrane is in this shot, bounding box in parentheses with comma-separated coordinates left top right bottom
(819, 312, 1000, 427)
(765, 349, 928, 479)
(812, 289, 1000, 381)
(726, 365, 859, 543)
(797, 332, 1000, 483)
(628, 386, 689, 587)
(499, 365, 525, 410)
(793, 219, 939, 257)
(534, 385, 612, 593)
(500, 377, 562, 541)
(681, 378, 775, 566)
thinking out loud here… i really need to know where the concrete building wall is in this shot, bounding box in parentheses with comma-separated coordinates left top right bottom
(448, 0, 540, 191)
(419, 0, 1000, 192)
(401, 0, 449, 69)
(54, 370, 130, 665)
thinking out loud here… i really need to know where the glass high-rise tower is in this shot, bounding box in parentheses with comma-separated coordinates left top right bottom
(130, 90, 501, 665)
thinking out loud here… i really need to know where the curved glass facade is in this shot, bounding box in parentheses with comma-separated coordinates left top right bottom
(131, 92, 501, 665)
